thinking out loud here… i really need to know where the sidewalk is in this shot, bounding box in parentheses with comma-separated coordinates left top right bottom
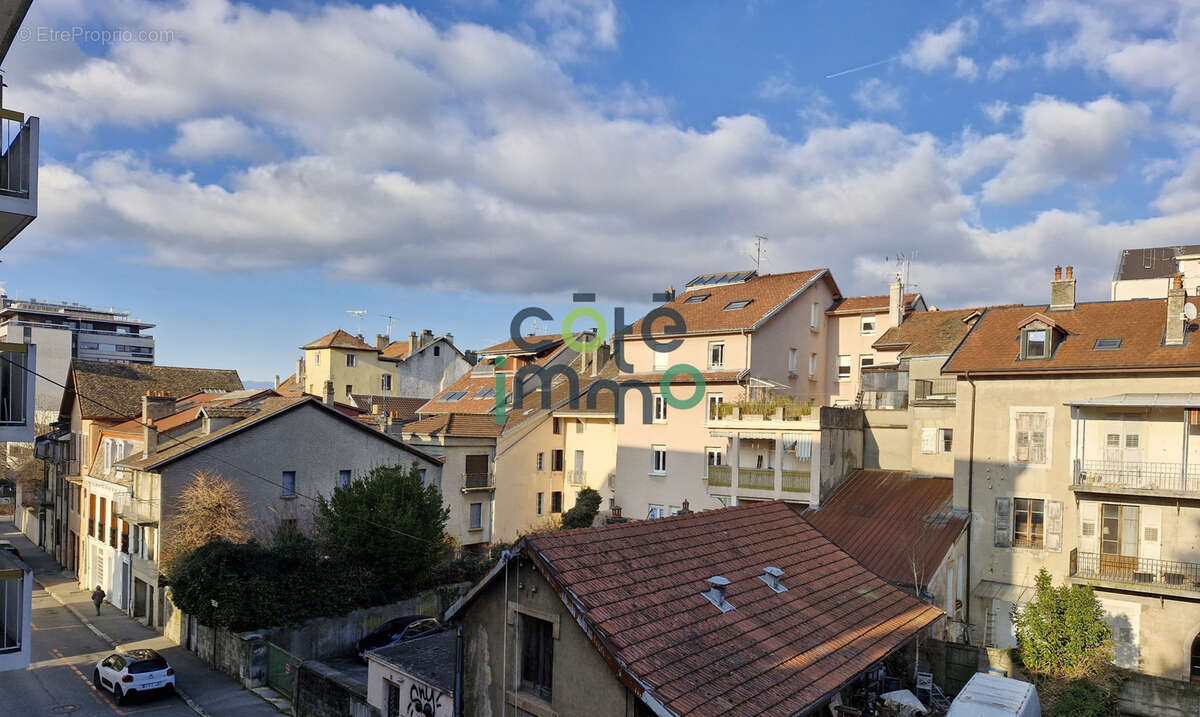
(2, 524, 282, 716)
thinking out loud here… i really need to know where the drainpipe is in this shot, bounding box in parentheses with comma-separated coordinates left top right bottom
(965, 371, 976, 641)
(455, 624, 464, 717)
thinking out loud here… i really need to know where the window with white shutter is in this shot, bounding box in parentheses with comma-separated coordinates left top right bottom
(921, 428, 937, 454)
(1045, 500, 1063, 552)
(995, 497, 1013, 547)
(1014, 412, 1048, 465)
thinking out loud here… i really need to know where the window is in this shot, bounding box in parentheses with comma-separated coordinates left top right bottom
(653, 350, 669, 371)
(707, 394, 724, 420)
(723, 300, 752, 311)
(475, 388, 496, 398)
(859, 354, 874, 370)
(788, 348, 798, 374)
(647, 504, 665, 519)
(941, 428, 954, 453)
(282, 471, 296, 497)
(469, 502, 483, 530)
(386, 681, 401, 717)
(551, 449, 564, 471)
(346, 354, 356, 367)
(668, 505, 682, 516)
(440, 390, 467, 401)
(1094, 338, 1122, 350)
(1023, 329, 1047, 359)
(418, 468, 428, 488)
(280, 518, 297, 533)
(313, 352, 320, 365)
(707, 446, 724, 467)
(838, 355, 851, 380)
(684, 293, 710, 304)
(434, 345, 441, 356)
(1013, 498, 1045, 548)
(551, 491, 562, 513)
(552, 417, 562, 434)
(1014, 412, 1048, 465)
(1125, 434, 1139, 449)
(338, 470, 351, 488)
(651, 445, 667, 474)
(536, 452, 545, 471)
(653, 394, 668, 423)
(345, 384, 353, 397)
(708, 341, 725, 369)
(381, 374, 392, 391)
(575, 419, 584, 434)
(519, 615, 554, 700)
(810, 302, 821, 331)
(808, 353, 818, 379)
(537, 492, 545, 515)
(861, 314, 876, 334)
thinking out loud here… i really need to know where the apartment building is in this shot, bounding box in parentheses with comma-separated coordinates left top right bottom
(613, 269, 845, 520)
(292, 328, 471, 403)
(826, 283, 925, 407)
(1111, 244, 1200, 300)
(944, 268, 1200, 680)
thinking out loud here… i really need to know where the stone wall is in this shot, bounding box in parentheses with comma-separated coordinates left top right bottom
(294, 660, 378, 717)
(1119, 672, 1200, 717)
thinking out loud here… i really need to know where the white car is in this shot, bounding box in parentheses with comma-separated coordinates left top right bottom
(93, 649, 175, 704)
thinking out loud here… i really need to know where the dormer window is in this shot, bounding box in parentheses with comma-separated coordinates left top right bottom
(1023, 329, 1047, 359)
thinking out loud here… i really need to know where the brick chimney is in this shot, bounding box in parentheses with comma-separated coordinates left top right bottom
(141, 391, 176, 458)
(678, 498, 692, 515)
(1166, 273, 1187, 346)
(1050, 265, 1076, 311)
(376, 334, 390, 351)
(888, 279, 904, 327)
(323, 380, 335, 406)
(420, 329, 434, 348)
(409, 331, 419, 354)
(296, 358, 304, 387)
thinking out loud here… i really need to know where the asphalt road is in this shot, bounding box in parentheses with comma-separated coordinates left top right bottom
(1, 580, 195, 717)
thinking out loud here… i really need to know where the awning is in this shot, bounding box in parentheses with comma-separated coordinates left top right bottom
(707, 430, 776, 440)
(781, 432, 816, 441)
(975, 580, 1034, 604)
(1067, 393, 1200, 408)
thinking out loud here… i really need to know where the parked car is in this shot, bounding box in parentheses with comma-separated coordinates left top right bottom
(93, 649, 175, 704)
(356, 615, 440, 660)
(0, 539, 21, 560)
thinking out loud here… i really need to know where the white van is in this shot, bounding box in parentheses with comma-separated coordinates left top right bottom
(947, 672, 1040, 717)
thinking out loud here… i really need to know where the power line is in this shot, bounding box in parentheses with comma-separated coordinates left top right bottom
(0, 354, 441, 545)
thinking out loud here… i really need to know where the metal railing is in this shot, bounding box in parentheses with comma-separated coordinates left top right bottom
(1073, 459, 1200, 493)
(913, 378, 957, 401)
(0, 114, 33, 197)
(781, 470, 811, 493)
(0, 320, 154, 340)
(1070, 549, 1200, 593)
(461, 472, 495, 491)
(860, 390, 908, 410)
(566, 470, 586, 486)
(115, 494, 160, 525)
(707, 465, 731, 487)
(738, 468, 775, 490)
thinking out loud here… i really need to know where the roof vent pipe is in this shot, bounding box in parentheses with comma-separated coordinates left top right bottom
(759, 566, 787, 593)
(701, 576, 734, 613)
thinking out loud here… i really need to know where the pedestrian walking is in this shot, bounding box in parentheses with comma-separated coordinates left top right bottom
(91, 586, 105, 616)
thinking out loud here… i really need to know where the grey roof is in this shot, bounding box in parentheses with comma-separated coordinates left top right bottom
(1114, 245, 1200, 281)
(368, 630, 456, 693)
(1066, 393, 1200, 408)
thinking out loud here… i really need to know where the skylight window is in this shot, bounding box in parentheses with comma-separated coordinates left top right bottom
(440, 390, 467, 401)
(684, 294, 710, 304)
(476, 388, 496, 398)
(1093, 338, 1123, 350)
(723, 300, 752, 311)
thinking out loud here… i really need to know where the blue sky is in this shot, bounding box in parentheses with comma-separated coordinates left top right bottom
(2, 0, 1199, 383)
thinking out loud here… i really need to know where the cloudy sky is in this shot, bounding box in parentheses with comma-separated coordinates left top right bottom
(2, 0, 1199, 382)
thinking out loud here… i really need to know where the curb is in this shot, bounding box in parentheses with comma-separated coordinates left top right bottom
(33, 574, 212, 717)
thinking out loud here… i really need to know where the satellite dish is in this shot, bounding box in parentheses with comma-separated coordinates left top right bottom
(1185, 303, 1198, 321)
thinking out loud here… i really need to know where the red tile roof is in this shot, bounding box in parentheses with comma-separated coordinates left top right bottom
(483, 501, 942, 716)
(805, 470, 967, 588)
(349, 395, 427, 422)
(300, 329, 375, 351)
(943, 298, 1200, 374)
(827, 293, 921, 315)
(66, 361, 243, 421)
(477, 334, 565, 356)
(419, 373, 509, 416)
(631, 270, 834, 337)
(872, 308, 982, 358)
(379, 341, 411, 360)
(403, 412, 506, 438)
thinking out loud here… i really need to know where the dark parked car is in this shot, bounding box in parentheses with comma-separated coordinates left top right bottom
(356, 615, 440, 660)
(0, 540, 20, 560)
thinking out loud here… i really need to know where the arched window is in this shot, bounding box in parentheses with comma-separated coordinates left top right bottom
(1191, 634, 1200, 683)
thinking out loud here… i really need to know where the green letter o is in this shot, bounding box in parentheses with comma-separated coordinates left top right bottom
(660, 364, 705, 409)
(562, 308, 606, 353)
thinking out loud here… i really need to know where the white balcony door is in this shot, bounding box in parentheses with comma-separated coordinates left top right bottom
(574, 450, 584, 479)
(1138, 506, 1161, 573)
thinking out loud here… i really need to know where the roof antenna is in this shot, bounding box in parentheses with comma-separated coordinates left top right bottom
(750, 235, 768, 271)
(346, 309, 366, 336)
(382, 313, 397, 337)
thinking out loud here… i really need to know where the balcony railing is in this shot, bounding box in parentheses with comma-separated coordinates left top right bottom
(738, 468, 774, 490)
(461, 472, 495, 492)
(912, 378, 957, 402)
(1073, 459, 1200, 494)
(566, 470, 586, 486)
(115, 494, 159, 525)
(781, 470, 811, 493)
(1070, 549, 1200, 594)
(704, 465, 812, 495)
(707, 465, 731, 487)
(0, 113, 34, 198)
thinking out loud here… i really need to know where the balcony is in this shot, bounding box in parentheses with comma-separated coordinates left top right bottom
(708, 465, 731, 487)
(705, 465, 812, 497)
(0, 342, 33, 442)
(1069, 549, 1200, 597)
(566, 470, 586, 486)
(461, 472, 495, 493)
(912, 378, 956, 404)
(115, 495, 160, 526)
(860, 367, 909, 410)
(0, 112, 38, 252)
(1072, 459, 1200, 499)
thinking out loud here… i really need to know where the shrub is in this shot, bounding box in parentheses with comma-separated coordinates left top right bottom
(1013, 569, 1112, 679)
(561, 488, 602, 529)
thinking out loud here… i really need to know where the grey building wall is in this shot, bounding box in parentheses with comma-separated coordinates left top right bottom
(0, 322, 71, 418)
(393, 341, 471, 397)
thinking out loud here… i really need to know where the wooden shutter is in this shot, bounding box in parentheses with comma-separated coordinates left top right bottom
(1045, 500, 1063, 552)
(1139, 506, 1161, 573)
(1030, 413, 1047, 464)
(1015, 415, 1030, 462)
(464, 454, 489, 476)
(995, 497, 1012, 547)
(1079, 501, 1099, 555)
(921, 428, 937, 454)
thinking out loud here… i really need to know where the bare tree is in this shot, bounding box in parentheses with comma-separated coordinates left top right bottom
(162, 471, 252, 572)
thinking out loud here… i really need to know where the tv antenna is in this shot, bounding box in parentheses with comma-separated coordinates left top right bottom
(346, 309, 367, 336)
(885, 251, 918, 291)
(750, 235, 769, 271)
(382, 314, 398, 337)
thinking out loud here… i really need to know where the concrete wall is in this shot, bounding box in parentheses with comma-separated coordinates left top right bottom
(367, 656, 452, 717)
(296, 659, 378, 717)
(0, 323, 70, 415)
(392, 341, 471, 398)
(1120, 670, 1200, 717)
(818, 407, 865, 501)
(494, 413, 567, 540)
(863, 409, 911, 470)
(559, 414, 617, 513)
(459, 558, 641, 717)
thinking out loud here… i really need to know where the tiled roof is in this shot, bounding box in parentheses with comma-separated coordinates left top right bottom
(420, 373, 509, 416)
(1114, 245, 1200, 281)
(477, 334, 564, 356)
(349, 395, 427, 422)
(630, 269, 834, 337)
(943, 298, 1200, 374)
(498, 501, 942, 716)
(827, 293, 921, 315)
(67, 361, 243, 421)
(617, 370, 744, 384)
(872, 308, 982, 358)
(379, 341, 411, 360)
(403, 412, 506, 438)
(300, 329, 375, 351)
(106, 389, 270, 434)
(276, 373, 301, 393)
(805, 470, 967, 588)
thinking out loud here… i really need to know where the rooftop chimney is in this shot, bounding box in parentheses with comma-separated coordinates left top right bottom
(888, 279, 904, 327)
(420, 329, 434, 348)
(1050, 265, 1076, 311)
(296, 358, 305, 386)
(611, 505, 622, 518)
(1166, 273, 1187, 346)
(274, 375, 281, 389)
(678, 499, 692, 515)
(701, 576, 734, 613)
(409, 331, 419, 354)
(372, 404, 382, 415)
(140, 392, 175, 458)
(376, 334, 390, 351)
(759, 566, 787, 593)
(445, 332, 454, 345)
(323, 380, 335, 406)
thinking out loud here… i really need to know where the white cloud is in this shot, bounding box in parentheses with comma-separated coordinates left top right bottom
(987, 55, 1021, 80)
(981, 95, 1149, 203)
(168, 116, 274, 162)
(982, 100, 1011, 124)
(902, 16, 979, 76)
(1155, 153, 1200, 213)
(852, 78, 902, 112)
(527, 0, 618, 59)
